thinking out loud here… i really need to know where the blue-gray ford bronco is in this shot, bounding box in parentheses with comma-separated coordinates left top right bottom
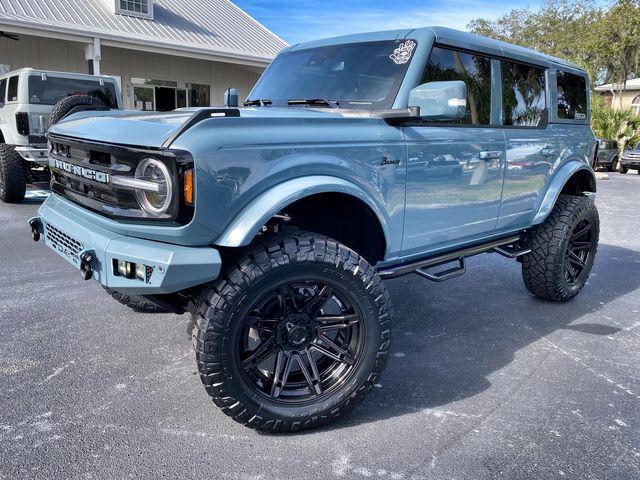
(30, 27, 599, 432)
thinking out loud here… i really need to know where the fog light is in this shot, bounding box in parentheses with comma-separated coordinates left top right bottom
(135, 263, 145, 281)
(117, 260, 127, 277)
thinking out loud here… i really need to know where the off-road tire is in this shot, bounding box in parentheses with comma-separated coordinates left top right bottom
(606, 158, 617, 172)
(49, 94, 105, 125)
(103, 287, 169, 314)
(0, 144, 27, 203)
(194, 232, 392, 433)
(522, 194, 599, 302)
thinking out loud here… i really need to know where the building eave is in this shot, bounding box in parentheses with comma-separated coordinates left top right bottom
(0, 17, 275, 68)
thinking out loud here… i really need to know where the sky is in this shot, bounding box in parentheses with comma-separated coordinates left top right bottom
(233, 0, 538, 45)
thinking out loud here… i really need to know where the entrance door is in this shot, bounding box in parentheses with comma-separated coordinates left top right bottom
(402, 46, 505, 254)
(155, 86, 176, 111)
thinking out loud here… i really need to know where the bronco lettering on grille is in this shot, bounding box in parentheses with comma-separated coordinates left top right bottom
(49, 158, 110, 184)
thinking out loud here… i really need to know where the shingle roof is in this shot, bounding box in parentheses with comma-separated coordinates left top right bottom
(0, 0, 287, 65)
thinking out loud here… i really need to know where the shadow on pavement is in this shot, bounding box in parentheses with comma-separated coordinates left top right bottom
(305, 243, 640, 433)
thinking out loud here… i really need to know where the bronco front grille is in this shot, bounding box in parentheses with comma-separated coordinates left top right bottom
(44, 222, 83, 258)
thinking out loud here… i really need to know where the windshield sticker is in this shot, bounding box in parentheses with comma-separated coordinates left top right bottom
(390, 40, 416, 65)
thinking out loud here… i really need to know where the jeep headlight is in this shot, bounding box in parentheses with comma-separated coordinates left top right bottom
(134, 158, 173, 215)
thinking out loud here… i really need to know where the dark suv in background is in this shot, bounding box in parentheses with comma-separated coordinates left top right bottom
(620, 142, 640, 174)
(596, 139, 618, 172)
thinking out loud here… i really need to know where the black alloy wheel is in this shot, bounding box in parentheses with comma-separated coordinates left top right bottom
(239, 279, 364, 402)
(564, 218, 596, 286)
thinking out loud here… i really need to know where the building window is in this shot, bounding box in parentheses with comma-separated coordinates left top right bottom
(117, 0, 153, 19)
(631, 94, 640, 116)
(186, 83, 211, 107)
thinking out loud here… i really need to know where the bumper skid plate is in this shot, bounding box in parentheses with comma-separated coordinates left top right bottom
(32, 196, 222, 295)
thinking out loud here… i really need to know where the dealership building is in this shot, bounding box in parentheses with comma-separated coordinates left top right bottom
(0, 0, 286, 110)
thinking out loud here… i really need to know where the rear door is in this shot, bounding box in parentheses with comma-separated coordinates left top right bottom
(402, 46, 505, 254)
(497, 60, 554, 230)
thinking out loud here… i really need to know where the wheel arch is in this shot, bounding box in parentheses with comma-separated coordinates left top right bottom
(532, 162, 596, 225)
(214, 175, 390, 263)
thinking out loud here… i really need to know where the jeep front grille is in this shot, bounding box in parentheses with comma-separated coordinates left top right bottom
(44, 222, 83, 259)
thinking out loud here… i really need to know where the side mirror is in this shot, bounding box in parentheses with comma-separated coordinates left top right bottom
(408, 80, 467, 121)
(224, 88, 239, 108)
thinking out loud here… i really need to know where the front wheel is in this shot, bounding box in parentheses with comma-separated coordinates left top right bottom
(621, 165, 629, 174)
(194, 232, 392, 432)
(522, 194, 599, 302)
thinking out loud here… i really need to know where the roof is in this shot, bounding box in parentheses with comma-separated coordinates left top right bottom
(288, 26, 583, 73)
(594, 78, 640, 92)
(0, 0, 287, 67)
(0, 67, 118, 80)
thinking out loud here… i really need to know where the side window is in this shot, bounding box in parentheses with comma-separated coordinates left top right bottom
(420, 46, 492, 125)
(557, 71, 587, 120)
(0, 78, 6, 106)
(502, 61, 546, 127)
(7, 75, 18, 102)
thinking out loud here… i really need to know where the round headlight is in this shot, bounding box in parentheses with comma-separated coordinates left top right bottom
(134, 158, 172, 215)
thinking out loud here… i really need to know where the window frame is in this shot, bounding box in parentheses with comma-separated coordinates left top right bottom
(115, 0, 153, 19)
(6, 75, 19, 103)
(500, 58, 549, 130)
(555, 70, 589, 123)
(408, 43, 550, 130)
(0, 78, 6, 106)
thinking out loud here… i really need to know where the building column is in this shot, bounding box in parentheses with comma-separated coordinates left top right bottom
(85, 37, 101, 75)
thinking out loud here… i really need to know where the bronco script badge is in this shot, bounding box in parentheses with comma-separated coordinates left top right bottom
(390, 40, 417, 65)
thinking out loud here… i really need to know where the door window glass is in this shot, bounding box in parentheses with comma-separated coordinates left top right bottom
(420, 46, 492, 125)
(7, 75, 18, 102)
(502, 61, 547, 127)
(557, 71, 587, 120)
(0, 78, 6, 106)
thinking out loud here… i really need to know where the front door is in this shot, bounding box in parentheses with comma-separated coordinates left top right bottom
(402, 46, 505, 254)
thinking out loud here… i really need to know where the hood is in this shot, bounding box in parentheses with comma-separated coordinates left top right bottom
(48, 107, 352, 148)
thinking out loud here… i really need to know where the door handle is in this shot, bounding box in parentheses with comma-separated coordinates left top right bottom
(479, 151, 503, 160)
(541, 147, 558, 157)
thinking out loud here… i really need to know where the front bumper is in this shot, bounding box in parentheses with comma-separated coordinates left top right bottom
(31, 195, 222, 294)
(621, 157, 640, 168)
(15, 146, 49, 164)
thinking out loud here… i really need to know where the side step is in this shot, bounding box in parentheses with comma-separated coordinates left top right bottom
(378, 235, 529, 281)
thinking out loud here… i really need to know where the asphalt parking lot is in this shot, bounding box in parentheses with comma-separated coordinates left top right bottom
(1, 174, 639, 480)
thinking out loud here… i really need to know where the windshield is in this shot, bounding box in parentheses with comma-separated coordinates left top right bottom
(28, 76, 118, 108)
(248, 40, 417, 109)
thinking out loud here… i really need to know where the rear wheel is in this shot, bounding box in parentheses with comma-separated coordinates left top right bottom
(522, 194, 599, 302)
(0, 144, 27, 203)
(194, 232, 392, 432)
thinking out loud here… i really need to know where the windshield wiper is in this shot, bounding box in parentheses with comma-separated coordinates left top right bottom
(286, 98, 340, 108)
(243, 98, 272, 107)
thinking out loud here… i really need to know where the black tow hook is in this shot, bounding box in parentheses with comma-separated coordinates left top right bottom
(29, 218, 42, 242)
(80, 252, 94, 281)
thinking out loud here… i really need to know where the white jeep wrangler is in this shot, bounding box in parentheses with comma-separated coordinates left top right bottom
(0, 68, 122, 202)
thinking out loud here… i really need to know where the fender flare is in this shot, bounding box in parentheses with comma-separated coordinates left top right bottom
(532, 161, 596, 225)
(214, 175, 391, 248)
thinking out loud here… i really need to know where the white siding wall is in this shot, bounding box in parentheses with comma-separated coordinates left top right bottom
(0, 33, 264, 108)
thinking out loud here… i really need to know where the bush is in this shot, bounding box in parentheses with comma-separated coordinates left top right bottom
(591, 93, 640, 153)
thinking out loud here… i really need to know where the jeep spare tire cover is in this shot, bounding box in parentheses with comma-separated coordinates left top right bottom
(49, 95, 106, 125)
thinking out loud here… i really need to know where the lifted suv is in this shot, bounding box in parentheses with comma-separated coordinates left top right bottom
(30, 28, 599, 432)
(0, 68, 121, 202)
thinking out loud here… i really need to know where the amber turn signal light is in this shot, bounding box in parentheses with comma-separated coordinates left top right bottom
(184, 169, 194, 205)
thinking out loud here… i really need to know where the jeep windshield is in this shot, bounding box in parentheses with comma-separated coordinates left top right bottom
(28, 75, 119, 108)
(247, 40, 416, 109)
